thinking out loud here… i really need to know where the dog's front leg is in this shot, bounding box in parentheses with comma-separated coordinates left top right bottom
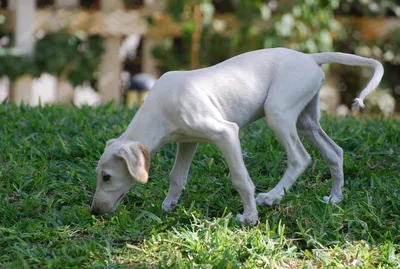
(213, 122, 258, 225)
(162, 142, 198, 212)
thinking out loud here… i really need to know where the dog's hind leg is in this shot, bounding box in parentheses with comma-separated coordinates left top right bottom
(297, 93, 344, 204)
(162, 142, 198, 212)
(256, 102, 312, 206)
(255, 70, 325, 206)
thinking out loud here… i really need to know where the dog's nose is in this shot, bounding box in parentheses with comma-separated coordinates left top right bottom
(90, 207, 102, 216)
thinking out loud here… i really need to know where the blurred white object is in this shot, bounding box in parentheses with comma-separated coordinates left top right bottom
(365, 89, 396, 116)
(0, 77, 9, 103)
(74, 83, 101, 107)
(31, 73, 58, 106)
(336, 104, 350, 116)
(120, 34, 142, 60)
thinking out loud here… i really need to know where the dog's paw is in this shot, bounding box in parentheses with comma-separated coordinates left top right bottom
(323, 194, 342, 204)
(256, 190, 283, 206)
(162, 199, 178, 212)
(236, 212, 258, 226)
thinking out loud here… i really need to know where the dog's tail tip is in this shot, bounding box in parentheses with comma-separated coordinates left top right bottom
(352, 98, 365, 112)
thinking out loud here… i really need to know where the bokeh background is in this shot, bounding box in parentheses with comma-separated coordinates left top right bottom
(0, 0, 399, 115)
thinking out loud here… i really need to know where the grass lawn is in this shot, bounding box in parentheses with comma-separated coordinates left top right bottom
(0, 103, 399, 268)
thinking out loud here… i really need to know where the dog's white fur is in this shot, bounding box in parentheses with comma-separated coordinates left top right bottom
(91, 48, 383, 224)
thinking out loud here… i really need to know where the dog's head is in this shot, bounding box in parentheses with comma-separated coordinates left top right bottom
(90, 139, 150, 215)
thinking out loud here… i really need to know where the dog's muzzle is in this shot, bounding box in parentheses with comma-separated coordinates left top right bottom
(90, 192, 125, 216)
(90, 206, 103, 216)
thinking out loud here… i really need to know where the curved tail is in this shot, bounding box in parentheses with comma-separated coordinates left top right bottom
(311, 52, 384, 109)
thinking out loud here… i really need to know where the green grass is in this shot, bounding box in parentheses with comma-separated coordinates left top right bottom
(0, 103, 399, 268)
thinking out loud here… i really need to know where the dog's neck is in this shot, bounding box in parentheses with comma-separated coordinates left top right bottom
(119, 105, 168, 156)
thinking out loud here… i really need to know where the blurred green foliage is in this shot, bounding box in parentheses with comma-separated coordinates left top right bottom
(153, 0, 400, 69)
(153, 0, 342, 73)
(152, 0, 400, 109)
(0, 31, 104, 87)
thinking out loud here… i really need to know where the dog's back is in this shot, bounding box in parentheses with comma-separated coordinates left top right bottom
(149, 48, 321, 128)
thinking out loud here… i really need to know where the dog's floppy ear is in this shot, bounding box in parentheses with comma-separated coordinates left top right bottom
(116, 142, 150, 184)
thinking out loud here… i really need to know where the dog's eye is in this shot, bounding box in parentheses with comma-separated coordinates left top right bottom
(103, 174, 111, 182)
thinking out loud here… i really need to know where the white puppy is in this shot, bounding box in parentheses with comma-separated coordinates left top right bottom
(91, 48, 383, 225)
